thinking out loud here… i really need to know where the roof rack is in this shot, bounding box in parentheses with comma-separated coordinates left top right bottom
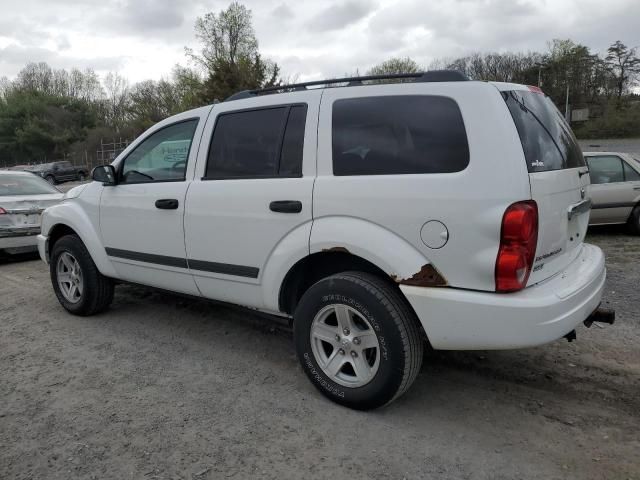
(224, 70, 469, 102)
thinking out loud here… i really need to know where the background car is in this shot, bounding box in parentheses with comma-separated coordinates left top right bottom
(22, 161, 89, 184)
(0, 171, 63, 255)
(584, 151, 640, 233)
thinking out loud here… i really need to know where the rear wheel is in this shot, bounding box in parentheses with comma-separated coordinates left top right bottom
(294, 272, 423, 410)
(50, 235, 114, 315)
(628, 205, 640, 235)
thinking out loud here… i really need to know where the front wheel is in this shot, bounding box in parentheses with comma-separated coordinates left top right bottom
(50, 234, 114, 316)
(45, 175, 56, 184)
(294, 272, 423, 410)
(78, 173, 86, 182)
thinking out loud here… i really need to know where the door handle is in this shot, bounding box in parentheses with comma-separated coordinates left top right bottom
(269, 200, 302, 213)
(155, 199, 179, 210)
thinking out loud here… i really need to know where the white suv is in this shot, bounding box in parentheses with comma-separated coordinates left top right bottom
(38, 71, 612, 410)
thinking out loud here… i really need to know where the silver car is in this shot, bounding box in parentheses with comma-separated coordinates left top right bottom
(0, 170, 63, 255)
(584, 152, 640, 234)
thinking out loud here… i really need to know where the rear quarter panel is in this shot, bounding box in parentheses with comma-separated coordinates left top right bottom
(312, 82, 531, 291)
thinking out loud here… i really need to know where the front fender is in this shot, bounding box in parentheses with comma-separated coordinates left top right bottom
(41, 200, 119, 278)
(310, 216, 434, 283)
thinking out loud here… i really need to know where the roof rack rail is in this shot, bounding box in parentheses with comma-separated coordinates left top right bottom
(223, 70, 469, 102)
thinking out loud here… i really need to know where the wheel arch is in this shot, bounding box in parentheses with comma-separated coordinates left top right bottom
(276, 217, 447, 314)
(42, 203, 118, 278)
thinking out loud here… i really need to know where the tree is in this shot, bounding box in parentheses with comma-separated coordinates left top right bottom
(366, 57, 422, 76)
(185, 2, 280, 102)
(605, 40, 640, 100)
(102, 72, 130, 130)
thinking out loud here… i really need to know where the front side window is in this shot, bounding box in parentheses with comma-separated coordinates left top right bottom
(121, 119, 198, 184)
(332, 96, 469, 176)
(205, 104, 307, 179)
(586, 156, 624, 184)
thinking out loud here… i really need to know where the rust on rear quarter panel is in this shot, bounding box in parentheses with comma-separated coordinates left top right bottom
(397, 264, 447, 287)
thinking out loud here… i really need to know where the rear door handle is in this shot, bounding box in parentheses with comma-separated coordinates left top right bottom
(155, 199, 179, 210)
(269, 200, 302, 213)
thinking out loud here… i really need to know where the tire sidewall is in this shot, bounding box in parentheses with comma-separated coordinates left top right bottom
(294, 275, 407, 409)
(50, 237, 91, 314)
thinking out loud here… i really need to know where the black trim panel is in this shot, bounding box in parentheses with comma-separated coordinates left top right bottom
(105, 247, 188, 268)
(105, 247, 259, 278)
(188, 259, 259, 278)
(591, 202, 635, 210)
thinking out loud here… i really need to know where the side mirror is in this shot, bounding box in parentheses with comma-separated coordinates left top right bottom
(92, 165, 117, 186)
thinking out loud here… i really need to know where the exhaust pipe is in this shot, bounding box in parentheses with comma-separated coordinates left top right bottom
(584, 307, 615, 328)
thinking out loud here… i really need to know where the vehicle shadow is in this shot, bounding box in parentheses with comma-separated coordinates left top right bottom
(110, 282, 636, 418)
(0, 250, 40, 265)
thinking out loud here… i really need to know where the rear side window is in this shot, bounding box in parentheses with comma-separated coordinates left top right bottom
(503, 90, 585, 173)
(205, 104, 307, 179)
(332, 96, 469, 176)
(623, 161, 640, 181)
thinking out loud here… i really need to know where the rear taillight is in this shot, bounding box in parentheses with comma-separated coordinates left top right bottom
(495, 201, 538, 293)
(0, 207, 6, 215)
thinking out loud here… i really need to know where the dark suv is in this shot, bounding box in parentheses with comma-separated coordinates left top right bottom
(28, 161, 89, 184)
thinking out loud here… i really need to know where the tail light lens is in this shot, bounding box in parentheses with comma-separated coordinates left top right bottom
(0, 207, 6, 215)
(495, 201, 538, 292)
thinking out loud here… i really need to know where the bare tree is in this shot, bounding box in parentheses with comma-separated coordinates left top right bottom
(605, 40, 640, 100)
(366, 57, 422, 76)
(103, 72, 130, 129)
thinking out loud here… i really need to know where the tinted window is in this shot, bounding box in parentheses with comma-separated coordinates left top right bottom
(121, 119, 198, 184)
(503, 90, 585, 173)
(206, 107, 294, 179)
(279, 105, 307, 177)
(332, 96, 469, 176)
(623, 161, 640, 181)
(587, 156, 624, 184)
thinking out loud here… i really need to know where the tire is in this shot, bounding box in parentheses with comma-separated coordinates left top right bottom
(294, 272, 423, 410)
(50, 234, 114, 316)
(45, 175, 56, 185)
(628, 205, 640, 235)
(78, 172, 86, 182)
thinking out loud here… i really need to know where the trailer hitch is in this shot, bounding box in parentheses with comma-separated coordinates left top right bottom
(583, 307, 615, 328)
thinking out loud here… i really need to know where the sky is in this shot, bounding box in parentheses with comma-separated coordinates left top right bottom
(0, 0, 639, 84)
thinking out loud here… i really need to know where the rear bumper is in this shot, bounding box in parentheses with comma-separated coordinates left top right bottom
(0, 226, 40, 249)
(400, 243, 606, 350)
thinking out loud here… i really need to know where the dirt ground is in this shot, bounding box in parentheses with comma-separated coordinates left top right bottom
(1, 227, 639, 480)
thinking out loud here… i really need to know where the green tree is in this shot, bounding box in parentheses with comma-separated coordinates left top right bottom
(0, 89, 96, 164)
(185, 2, 280, 102)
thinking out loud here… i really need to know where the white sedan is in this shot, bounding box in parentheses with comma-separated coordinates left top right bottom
(0, 170, 63, 255)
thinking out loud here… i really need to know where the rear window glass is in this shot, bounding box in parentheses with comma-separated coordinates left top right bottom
(332, 96, 469, 176)
(503, 90, 585, 173)
(0, 174, 60, 195)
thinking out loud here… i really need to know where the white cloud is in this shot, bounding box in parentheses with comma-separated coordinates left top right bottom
(0, 0, 637, 84)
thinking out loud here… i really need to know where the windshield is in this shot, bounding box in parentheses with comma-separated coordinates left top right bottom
(0, 174, 60, 195)
(503, 90, 586, 173)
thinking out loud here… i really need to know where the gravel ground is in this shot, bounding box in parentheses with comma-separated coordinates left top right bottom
(1, 227, 638, 480)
